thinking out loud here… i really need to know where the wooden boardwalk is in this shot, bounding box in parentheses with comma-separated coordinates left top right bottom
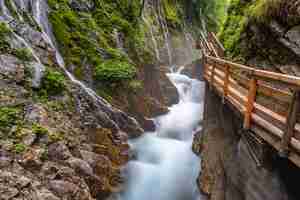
(198, 32, 300, 167)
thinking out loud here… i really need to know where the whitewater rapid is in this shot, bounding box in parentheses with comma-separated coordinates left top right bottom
(122, 68, 205, 200)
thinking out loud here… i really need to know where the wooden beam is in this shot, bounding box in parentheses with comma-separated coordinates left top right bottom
(280, 91, 300, 156)
(223, 65, 230, 101)
(205, 55, 300, 88)
(244, 77, 258, 129)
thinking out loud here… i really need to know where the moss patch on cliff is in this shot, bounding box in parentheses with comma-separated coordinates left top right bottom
(218, 0, 249, 58)
(48, 0, 147, 84)
(0, 107, 21, 133)
(0, 22, 12, 53)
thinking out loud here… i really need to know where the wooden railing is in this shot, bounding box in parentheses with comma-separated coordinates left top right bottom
(198, 32, 300, 167)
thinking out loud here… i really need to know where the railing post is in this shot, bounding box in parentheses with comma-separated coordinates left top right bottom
(222, 64, 230, 103)
(280, 90, 300, 157)
(243, 75, 257, 130)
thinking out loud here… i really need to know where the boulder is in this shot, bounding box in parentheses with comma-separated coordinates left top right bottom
(67, 157, 93, 176)
(48, 142, 72, 161)
(49, 180, 78, 197)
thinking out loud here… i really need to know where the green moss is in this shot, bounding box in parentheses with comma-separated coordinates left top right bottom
(48, 0, 147, 82)
(40, 68, 66, 96)
(218, 0, 249, 58)
(0, 22, 12, 53)
(0, 107, 20, 132)
(247, 0, 281, 23)
(94, 60, 136, 82)
(14, 143, 26, 153)
(13, 48, 33, 62)
(32, 124, 48, 136)
(162, 0, 182, 27)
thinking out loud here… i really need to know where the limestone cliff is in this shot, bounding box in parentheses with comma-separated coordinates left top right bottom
(0, 0, 207, 199)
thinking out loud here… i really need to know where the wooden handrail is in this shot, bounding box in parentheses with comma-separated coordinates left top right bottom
(206, 55, 300, 88)
(200, 32, 300, 167)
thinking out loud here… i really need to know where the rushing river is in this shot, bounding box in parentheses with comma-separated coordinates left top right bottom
(122, 67, 205, 200)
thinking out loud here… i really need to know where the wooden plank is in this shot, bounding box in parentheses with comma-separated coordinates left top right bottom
(244, 78, 258, 129)
(208, 42, 219, 58)
(227, 94, 245, 113)
(281, 91, 300, 155)
(228, 85, 247, 105)
(251, 113, 284, 138)
(254, 103, 286, 126)
(233, 75, 291, 103)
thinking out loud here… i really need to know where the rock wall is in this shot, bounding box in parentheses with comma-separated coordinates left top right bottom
(219, 0, 300, 76)
(193, 84, 299, 200)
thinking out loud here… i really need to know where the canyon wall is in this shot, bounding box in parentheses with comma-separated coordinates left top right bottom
(193, 84, 297, 200)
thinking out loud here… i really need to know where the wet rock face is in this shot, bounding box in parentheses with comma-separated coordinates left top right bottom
(0, 55, 25, 83)
(195, 85, 291, 200)
(0, 2, 142, 199)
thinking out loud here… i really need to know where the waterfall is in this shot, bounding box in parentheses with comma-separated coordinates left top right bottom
(142, 15, 160, 61)
(153, 0, 173, 66)
(0, 0, 45, 88)
(0, 0, 141, 132)
(12, 33, 45, 88)
(0, 0, 13, 21)
(159, 7, 173, 66)
(30, 0, 113, 106)
(122, 67, 205, 200)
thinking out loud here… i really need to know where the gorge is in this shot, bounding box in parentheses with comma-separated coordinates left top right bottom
(1, 0, 300, 200)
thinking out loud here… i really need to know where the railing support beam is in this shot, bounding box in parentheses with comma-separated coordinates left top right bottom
(280, 91, 300, 157)
(222, 65, 230, 103)
(244, 77, 257, 130)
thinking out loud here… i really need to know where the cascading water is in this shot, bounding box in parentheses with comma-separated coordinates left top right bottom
(142, 15, 160, 61)
(122, 67, 205, 200)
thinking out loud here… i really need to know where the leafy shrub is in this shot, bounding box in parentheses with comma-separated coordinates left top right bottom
(0, 22, 12, 53)
(0, 107, 19, 131)
(32, 124, 48, 136)
(247, 0, 281, 23)
(14, 143, 26, 153)
(94, 60, 136, 82)
(13, 48, 33, 61)
(41, 68, 65, 96)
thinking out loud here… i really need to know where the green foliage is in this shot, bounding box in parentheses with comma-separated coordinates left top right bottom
(189, 0, 229, 32)
(0, 22, 12, 53)
(0, 107, 20, 131)
(14, 143, 26, 153)
(218, 0, 248, 57)
(48, 0, 145, 77)
(94, 60, 136, 82)
(162, 0, 182, 27)
(40, 68, 65, 97)
(247, 0, 281, 23)
(13, 48, 33, 61)
(32, 124, 48, 136)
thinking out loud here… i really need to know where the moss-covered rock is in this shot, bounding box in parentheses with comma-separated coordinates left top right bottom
(94, 60, 136, 82)
(0, 107, 20, 133)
